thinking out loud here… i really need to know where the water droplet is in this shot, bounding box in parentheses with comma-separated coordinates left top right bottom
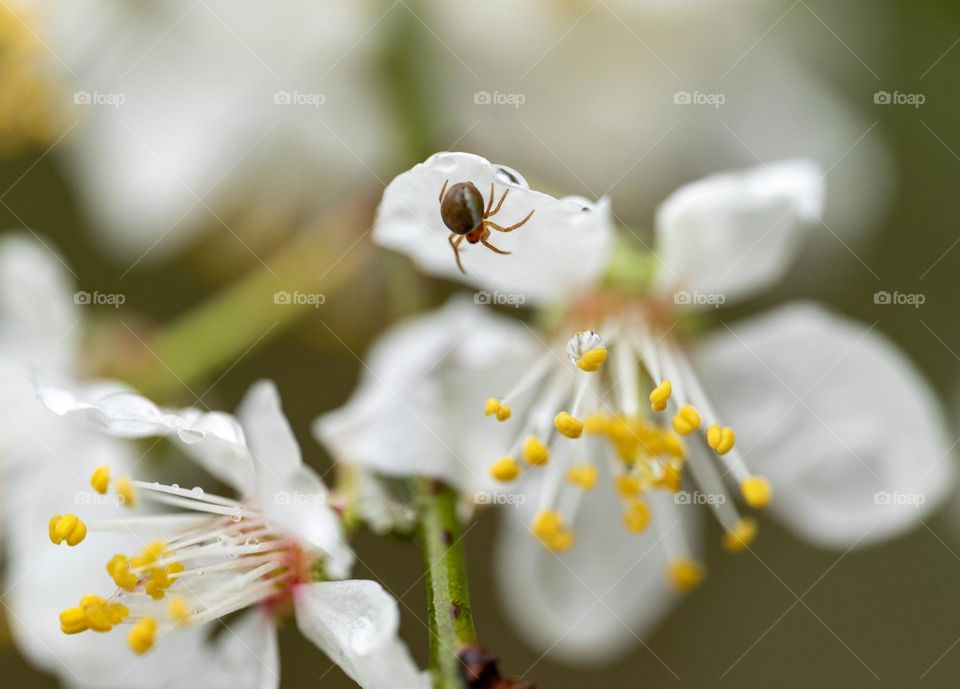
(192, 486, 204, 496)
(171, 483, 179, 490)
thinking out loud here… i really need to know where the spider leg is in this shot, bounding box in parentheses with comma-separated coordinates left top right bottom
(439, 179, 449, 205)
(487, 188, 509, 219)
(485, 182, 495, 215)
(486, 209, 535, 233)
(481, 236, 511, 255)
(449, 233, 466, 274)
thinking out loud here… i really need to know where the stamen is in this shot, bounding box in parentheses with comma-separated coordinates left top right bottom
(706, 424, 735, 455)
(566, 464, 598, 490)
(740, 476, 771, 509)
(489, 457, 521, 482)
(722, 518, 758, 553)
(522, 436, 550, 466)
(567, 331, 607, 372)
(554, 411, 584, 439)
(622, 499, 651, 534)
(672, 405, 702, 435)
(484, 398, 512, 421)
(649, 380, 672, 412)
(90, 466, 110, 494)
(128, 617, 157, 655)
(49, 514, 87, 546)
(668, 559, 705, 592)
(116, 477, 136, 507)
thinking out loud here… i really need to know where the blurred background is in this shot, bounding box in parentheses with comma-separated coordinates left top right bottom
(2, 0, 960, 686)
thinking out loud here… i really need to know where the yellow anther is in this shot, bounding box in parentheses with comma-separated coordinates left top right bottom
(496, 405, 511, 421)
(84, 605, 113, 632)
(654, 462, 683, 493)
(168, 597, 191, 625)
(546, 528, 574, 553)
(116, 476, 136, 507)
(79, 594, 107, 609)
(623, 499, 651, 534)
(661, 432, 686, 459)
(105, 603, 129, 625)
(668, 559, 705, 592)
(531, 510, 563, 541)
(583, 412, 610, 435)
(484, 398, 501, 417)
(672, 405, 701, 435)
(576, 347, 608, 372)
(706, 424, 736, 455)
(489, 457, 521, 482)
(723, 518, 758, 553)
(90, 466, 110, 494)
(740, 476, 771, 510)
(522, 436, 550, 466)
(167, 562, 185, 576)
(49, 514, 87, 546)
(554, 411, 584, 439)
(107, 554, 139, 591)
(128, 617, 157, 655)
(59, 607, 88, 635)
(567, 464, 599, 490)
(649, 380, 672, 412)
(615, 474, 642, 498)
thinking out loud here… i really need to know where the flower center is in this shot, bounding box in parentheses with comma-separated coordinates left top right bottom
(50, 466, 314, 654)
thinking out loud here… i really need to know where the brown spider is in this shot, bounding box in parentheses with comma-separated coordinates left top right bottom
(438, 179, 535, 274)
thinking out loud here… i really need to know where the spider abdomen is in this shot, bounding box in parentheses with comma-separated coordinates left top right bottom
(440, 182, 485, 235)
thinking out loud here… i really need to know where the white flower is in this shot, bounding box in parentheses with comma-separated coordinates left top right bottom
(28, 0, 388, 260)
(373, 152, 614, 305)
(317, 163, 954, 664)
(9, 380, 429, 689)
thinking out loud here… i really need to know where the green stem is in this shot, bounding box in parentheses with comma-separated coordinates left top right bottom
(110, 202, 370, 400)
(415, 479, 477, 689)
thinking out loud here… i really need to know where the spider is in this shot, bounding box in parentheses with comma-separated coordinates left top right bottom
(438, 179, 535, 274)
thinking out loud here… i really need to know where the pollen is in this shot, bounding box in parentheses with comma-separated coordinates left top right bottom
(489, 457, 521, 482)
(706, 424, 736, 455)
(576, 347, 608, 372)
(672, 405, 701, 435)
(116, 476, 136, 507)
(90, 466, 110, 494)
(566, 464, 598, 490)
(484, 397, 511, 421)
(623, 499, 651, 534)
(740, 476, 771, 509)
(722, 518, 758, 553)
(545, 528, 574, 553)
(49, 513, 87, 546)
(653, 461, 683, 493)
(649, 380, 672, 412)
(531, 510, 563, 541)
(168, 597, 191, 625)
(554, 411, 584, 439)
(107, 554, 139, 591)
(128, 617, 158, 655)
(615, 474, 642, 498)
(522, 436, 550, 466)
(668, 559, 705, 592)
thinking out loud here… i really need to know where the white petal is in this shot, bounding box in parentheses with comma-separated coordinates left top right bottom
(654, 160, 824, 305)
(295, 581, 429, 689)
(35, 381, 255, 494)
(185, 610, 279, 689)
(494, 478, 698, 665)
(0, 234, 77, 373)
(693, 301, 955, 548)
(374, 152, 614, 305)
(237, 381, 354, 578)
(314, 297, 540, 496)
